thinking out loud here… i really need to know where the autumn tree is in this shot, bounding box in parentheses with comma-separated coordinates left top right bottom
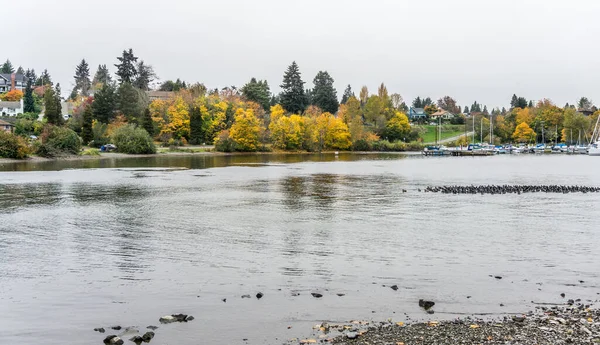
(189, 105, 204, 144)
(424, 104, 439, 115)
(513, 122, 536, 143)
(364, 95, 384, 124)
(341, 85, 353, 104)
(241, 78, 271, 111)
(345, 96, 364, 142)
(437, 96, 460, 113)
(164, 96, 190, 139)
(115, 48, 138, 84)
(385, 112, 411, 141)
(93, 64, 112, 86)
(74, 59, 91, 97)
(1, 59, 14, 74)
(1, 90, 23, 101)
(515, 107, 534, 125)
(562, 107, 590, 144)
(390, 93, 403, 110)
(377, 83, 389, 105)
(81, 104, 93, 144)
(359, 86, 369, 107)
(279, 61, 307, 114)
(92, 82, 117, 123)
(311, 71, 339, 114)
(313, 113, 351, 150)
(133, 61, 156, 90)
(229, 108, 262, 151)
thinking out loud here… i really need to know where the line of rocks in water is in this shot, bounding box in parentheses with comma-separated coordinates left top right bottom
(309, 303, 600, 345)
(94, 313, 194, 345)
(424, 185, 600, 195)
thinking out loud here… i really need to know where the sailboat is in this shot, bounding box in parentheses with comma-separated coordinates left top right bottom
(589, 115, 600, 156)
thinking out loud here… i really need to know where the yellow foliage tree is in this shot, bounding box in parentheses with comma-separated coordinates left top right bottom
(512, 122, 536, 143)
(270, 114, 305, 150)
(270, 104, 285, 123)
(165, 96, 190, 139)
(313, 112, 352, 150)
(202, 98, 228, 142)
(229, 108, 263, 151)
(515, 107, 534, 125)
(385, 111, 411, 141)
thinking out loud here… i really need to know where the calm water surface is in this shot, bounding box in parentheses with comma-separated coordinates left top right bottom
(0, 153, 599, 345)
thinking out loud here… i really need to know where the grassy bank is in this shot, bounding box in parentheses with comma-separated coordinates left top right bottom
(417, 125, 465, 143)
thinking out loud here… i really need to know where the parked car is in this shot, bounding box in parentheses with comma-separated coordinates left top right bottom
(100, 144, 117, 152)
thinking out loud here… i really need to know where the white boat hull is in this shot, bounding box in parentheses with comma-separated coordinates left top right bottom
(589, 143, 600, 156)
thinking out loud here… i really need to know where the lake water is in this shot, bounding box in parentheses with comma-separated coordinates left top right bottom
(1, 153, 599, 345)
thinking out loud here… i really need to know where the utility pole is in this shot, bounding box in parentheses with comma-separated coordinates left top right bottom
(480, 116, 483, 144)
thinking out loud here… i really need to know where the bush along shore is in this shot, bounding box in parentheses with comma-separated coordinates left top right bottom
(291, 303, 600, 345)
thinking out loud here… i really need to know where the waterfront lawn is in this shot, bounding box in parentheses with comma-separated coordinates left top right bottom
(418, 125, 464, 143)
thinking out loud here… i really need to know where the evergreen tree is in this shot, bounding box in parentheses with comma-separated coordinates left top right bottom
(16, 66, 24, 75)
(270, 94, 280, 106)
(81, 104, 93, 144)
(279, 61, 307, 114)
(141, 108, 154, 136)
(54, 84, 63, 125)
(483, 105, 489, 115)
(189, 105, 204, 144)
(92, 82, 117, 123)
(25, 69, 37, 84)
(68, 88, 78, 101)
(501, 107, 507, 114)
(24, 78, 35, 113)
(340, 84, 353, 104)
(528, 100, 533, 108)
(577, 97, 593, 110)
(422, 97, 433, 107)
(305, 88, 313, 106)
(1, 59, 14, 73)
(515, 97, 527, 108)
(464, 106, 469, 114)
(114, 48, 138, 84)
(117, 82, 142, 123)
(133, 61, 155, 90)
(412, 96, 423, 108)
(74, 59, 91, 96)
(241, 78, 271, 110)
(43, 86, 60, 125)
(36, 69, 52, 86)
(311, 71, 339, 114)
(93, 64, 112, 85)
(510, 94, 518, 108)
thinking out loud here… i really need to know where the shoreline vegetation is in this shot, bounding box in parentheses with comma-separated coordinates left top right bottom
(1, 52, 599, 161)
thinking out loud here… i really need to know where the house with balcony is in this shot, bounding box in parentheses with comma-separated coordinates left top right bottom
(0, 73, 27, 93)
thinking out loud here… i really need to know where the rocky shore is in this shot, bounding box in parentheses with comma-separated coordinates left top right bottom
(298, 304, 600, 345)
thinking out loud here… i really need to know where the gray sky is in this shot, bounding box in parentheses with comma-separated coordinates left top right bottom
(6, 0, 600, 109)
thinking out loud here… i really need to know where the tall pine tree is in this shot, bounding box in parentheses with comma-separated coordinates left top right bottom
(340, 84, 353, 104)
(1, 59, 14, 73)
(117, 82, 142, 123)
(279, 61, 307, 114)
(93, 64, 112, 85)
(189, 105, 204, 144)
(464, 106, 469, 114)
(16, 66, 24, 75)
(74, 59, 91, 97)
(114, 48, 138, 84)
(81, 104, 93, 144)
(54, 84, 63, 125)
(36, 69, 52, 86)
(241, 78, 271, 111)
(133, 61, 155, 90)
(311, 71, 339, 114)
(92, 82, 117, 123)
(24, 78, 35, 113)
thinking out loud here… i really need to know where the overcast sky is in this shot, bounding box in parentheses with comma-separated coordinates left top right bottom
(5, 0, 600, 109)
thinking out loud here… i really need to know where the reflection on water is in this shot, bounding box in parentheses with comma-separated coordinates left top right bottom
(0, 154, 599, 345)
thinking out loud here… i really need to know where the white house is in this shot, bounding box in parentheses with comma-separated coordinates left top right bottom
(0, 73, 26, 93)
(0, 99, 24, 117)
(430, 110, 455, 121)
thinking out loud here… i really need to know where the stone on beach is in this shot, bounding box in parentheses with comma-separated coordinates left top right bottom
(103, 335, 124, 345)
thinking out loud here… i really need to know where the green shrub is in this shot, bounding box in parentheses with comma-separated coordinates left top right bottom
(352, 139, 372, 151)
(111, 124, 156, 154)
(37, 125, 81, 157)
(0, 131, 30, 159)
(370, 140, 407, 152)
(89, 121, 110, 148)
(81, 148, 100, 156)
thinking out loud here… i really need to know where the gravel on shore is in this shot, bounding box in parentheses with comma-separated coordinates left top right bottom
(293, 304, 599, 345)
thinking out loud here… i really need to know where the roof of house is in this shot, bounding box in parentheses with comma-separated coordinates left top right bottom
(430, 110, 453, 117)
(0, 101, 22, 109)
(0, 119, 14, 126)
(0, 73, 26, 82)
(410, 107, 425, 113)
